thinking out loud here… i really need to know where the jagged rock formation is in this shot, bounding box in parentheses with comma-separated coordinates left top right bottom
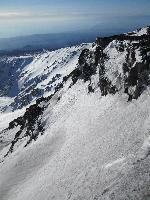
(4, 103, 44, 156)
(74, 26, 150, 100)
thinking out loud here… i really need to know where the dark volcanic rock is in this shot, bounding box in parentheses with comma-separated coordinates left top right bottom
(5, 102, 45, 156)
(78, 48, 97, 81)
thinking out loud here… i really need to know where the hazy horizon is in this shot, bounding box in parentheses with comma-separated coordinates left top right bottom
(0, 0, 150, 38)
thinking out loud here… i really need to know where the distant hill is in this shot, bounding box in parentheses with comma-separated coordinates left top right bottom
(0, 32, 97, 52)
(0, 28, 134, 52)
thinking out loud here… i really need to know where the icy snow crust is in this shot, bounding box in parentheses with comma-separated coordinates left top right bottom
(0, 31, 150, 199)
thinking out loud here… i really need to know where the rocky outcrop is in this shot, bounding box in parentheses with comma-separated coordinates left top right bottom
(1, 72, 70, 157)
(4, 102, 45, 156)
(75, 27, 150, 99)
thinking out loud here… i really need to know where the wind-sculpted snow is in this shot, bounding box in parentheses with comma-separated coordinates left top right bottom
(0, 27, 150, 200)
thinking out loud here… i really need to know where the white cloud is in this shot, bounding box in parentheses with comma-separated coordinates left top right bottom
(0, 10, 149, 21)
(0, 12, 32, 19)
(0, 10, 101, 21)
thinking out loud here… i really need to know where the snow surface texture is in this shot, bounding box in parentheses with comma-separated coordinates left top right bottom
(0, 27, 150, 200)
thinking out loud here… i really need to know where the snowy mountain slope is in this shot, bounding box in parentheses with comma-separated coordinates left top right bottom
(0, 44, 90, 111)
(0, 27, 150, 200)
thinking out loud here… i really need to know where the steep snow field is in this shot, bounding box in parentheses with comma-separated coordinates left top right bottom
(0, 27, 150, 200)
(0, 82, 150, 200)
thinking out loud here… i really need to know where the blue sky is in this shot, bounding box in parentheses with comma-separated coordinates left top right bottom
(0, 0, 150, 38)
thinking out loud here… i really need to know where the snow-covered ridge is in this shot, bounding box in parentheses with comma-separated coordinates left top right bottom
(0, 27, 150, 200)
(0, 43, 91, 111)
(127, 26, 150, 36)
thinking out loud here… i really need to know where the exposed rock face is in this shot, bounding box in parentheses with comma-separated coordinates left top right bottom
(3, 101, 45, 156)
(74, 27, 150, 100)
(124, 53, 150, 100)
(78, 48, 97, 81)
